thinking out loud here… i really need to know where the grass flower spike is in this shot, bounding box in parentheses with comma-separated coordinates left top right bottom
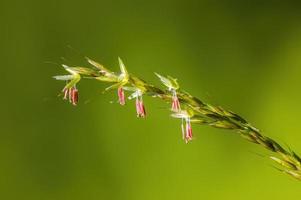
(172, 110, 194, 143)
(155, 73, 181, 112)
(54, 56, 301, 181)
(116, 58, 129, 106)
(53, 64, 81, 105)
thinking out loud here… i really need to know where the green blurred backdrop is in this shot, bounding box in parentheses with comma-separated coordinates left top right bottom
(1, 0, 301, 199)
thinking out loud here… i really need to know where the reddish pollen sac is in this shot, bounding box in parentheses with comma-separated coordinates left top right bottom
(63, 88, 69, 100)
(185, 122, 193, 143)
(62, 86, 79, 106)
(135, 98, 140, 116)
(171, 95, 181, 112)
(118, 87, 126, 105)
(68, 88, 73, 103)
(139, 100, 146, 117)
(71, 88, 79, 106)
(136, 98, 146, 118)
(181, 118, 193, 143)
(181, 120, 185, 140)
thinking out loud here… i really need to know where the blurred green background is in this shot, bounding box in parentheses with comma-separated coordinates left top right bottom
(1, 0, 301, 199)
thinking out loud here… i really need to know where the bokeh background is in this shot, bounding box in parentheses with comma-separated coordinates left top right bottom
(1, 0, 301, 199)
